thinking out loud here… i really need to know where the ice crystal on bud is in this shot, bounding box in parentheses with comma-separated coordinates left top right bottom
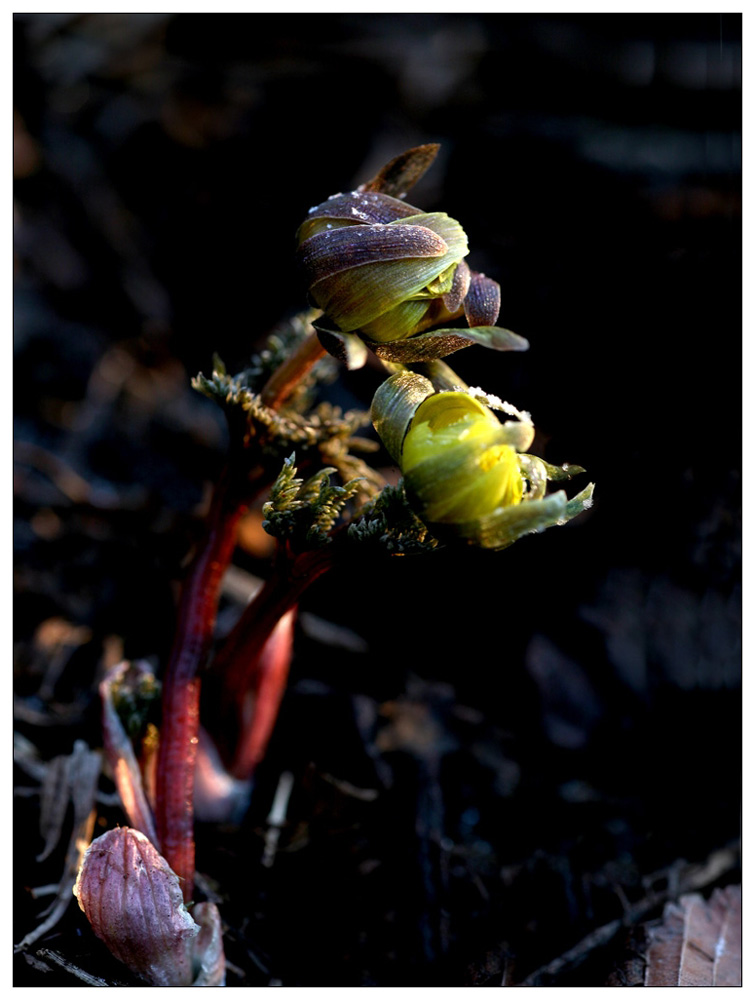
(466, 387, 532, 425)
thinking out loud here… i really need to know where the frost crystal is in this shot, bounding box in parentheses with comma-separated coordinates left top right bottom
(466, 387, 532, 425)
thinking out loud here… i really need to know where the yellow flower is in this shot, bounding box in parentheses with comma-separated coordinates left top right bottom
(401, 392, 528, 522)
(371, 370, 594, 550)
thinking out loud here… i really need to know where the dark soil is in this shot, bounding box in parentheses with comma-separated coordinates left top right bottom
(14, 13, 741, 987)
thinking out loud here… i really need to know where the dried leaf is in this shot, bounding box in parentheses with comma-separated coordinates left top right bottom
(645, 886, 741, 986)
(314, 321, 369, 370)
(13, 731, 48, 783)
(358, 143, 440, 199)
(27, 948, 131, 986)
(15, 741, 100, 953)
(36, 754, 71, 862)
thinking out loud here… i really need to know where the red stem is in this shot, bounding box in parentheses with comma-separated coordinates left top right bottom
(211, 547, 335, 767)
(154, 329, 330, 900)
(155, 464, 249, 900)
(229, 607, 297, 781)
(259, 330, 327, 410)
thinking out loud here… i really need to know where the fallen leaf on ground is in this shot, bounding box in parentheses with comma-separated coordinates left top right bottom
(644, 885, 741, 986)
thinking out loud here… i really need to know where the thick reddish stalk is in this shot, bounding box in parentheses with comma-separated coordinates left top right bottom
(229, 607, 297, 781)
(155, 330, 331, 900)
(155, 465, 249, 900)
(259, 331, 327, 410)
(211, 547, 335, 770)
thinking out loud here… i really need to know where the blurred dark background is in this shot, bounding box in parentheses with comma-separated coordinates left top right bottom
(14, 13, 741, 987)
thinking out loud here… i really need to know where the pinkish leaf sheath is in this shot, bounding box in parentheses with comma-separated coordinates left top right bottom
(74, 827, 225, 986)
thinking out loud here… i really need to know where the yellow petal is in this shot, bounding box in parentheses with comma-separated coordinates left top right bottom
(401, 392, 525, 523)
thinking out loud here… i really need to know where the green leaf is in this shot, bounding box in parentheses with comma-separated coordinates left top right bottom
(368, 324, 529, 363)
(347, 482, 439, 554)
(261, 455, 364, 549)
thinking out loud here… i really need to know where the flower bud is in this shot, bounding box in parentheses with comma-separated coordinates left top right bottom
(371, 371, 594, 550)
(296, 146, 528, 366)
(401, 392, 531, 523)
(298, 193, 469, 342)
(74, 827, 225, 986)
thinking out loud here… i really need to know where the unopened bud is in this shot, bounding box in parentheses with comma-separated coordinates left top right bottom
(74, 827, 225, 987)
(296, 147, 528, 366)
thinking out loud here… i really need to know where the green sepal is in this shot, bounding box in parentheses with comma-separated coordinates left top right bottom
(518, 455, 586, 500)
(452, 482, 595, 551)
(370, 370, 434, 464)
(537, 459, 587, 481)
(518, 455, 548, 500)
(564, 483, 595, 519)
(368, 325, 529, 364)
